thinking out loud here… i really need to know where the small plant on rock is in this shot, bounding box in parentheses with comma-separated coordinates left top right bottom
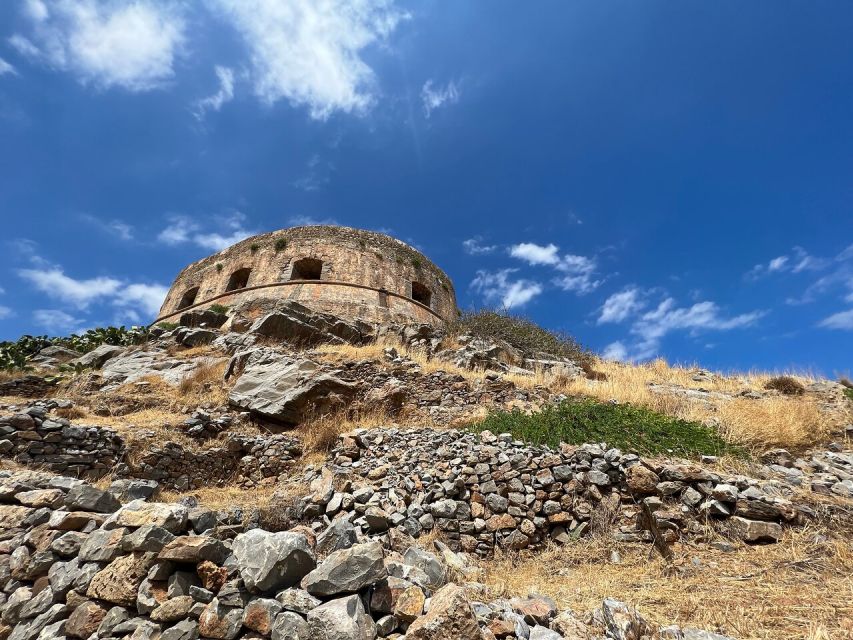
(208, 304, 229, 315)
(274, 238, 287, 252)
(764, 376, 806, 396)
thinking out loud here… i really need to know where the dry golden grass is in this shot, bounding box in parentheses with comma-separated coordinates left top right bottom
(479, 526, 853, 640)
(300, 405, 433, 455)
(159, 483, 280, 513)
(316, 342, 844, 451)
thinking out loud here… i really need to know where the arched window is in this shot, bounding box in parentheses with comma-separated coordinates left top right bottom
(177, 286, 199, 310)
(411, 281, 431, 308)
(226, 268, 251, 292)
(291, 258, 323, 281)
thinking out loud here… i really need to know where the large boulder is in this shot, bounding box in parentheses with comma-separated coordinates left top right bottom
(71, 344, 126, 369)
(232, 529, 316, 593)
(228, 356, 358, 424)
(303, 541, 387, 597)
(405, 584, 483, 640)
(248, 301, 373, 346)
(180, 308, 228, 329)
(87, 552, 157, 606)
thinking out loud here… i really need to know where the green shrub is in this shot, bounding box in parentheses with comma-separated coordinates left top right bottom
(216, 263, 223, 272)
(156, 322, 179, 331)
(450, 309, 593, 364)
(274, 238, 287, 252)
(763, 376, 805, 396)
(410, 257, 422, 269)
(0, 326, 149, 372)
(208, 304, 229, 315)
(470, 399, 742, 458)
(250, 243, 260, 253)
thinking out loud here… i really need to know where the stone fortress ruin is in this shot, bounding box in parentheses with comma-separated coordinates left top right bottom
(155, 225, 458, 327)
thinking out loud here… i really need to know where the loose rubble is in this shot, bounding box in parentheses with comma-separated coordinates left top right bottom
(0, 468, 740, 640)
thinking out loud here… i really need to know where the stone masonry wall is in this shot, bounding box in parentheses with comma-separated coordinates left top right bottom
(0, 409, 123, 479)
(156, 225, 458, 326)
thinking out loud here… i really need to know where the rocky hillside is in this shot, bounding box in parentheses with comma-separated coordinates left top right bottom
(0, 300, 851, 639)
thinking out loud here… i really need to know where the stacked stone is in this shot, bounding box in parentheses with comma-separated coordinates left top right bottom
(117, 434, 302, 491)
(300, 428, 803, 554)
(0, 404, 123, 480)
(0, 469, 735, 640)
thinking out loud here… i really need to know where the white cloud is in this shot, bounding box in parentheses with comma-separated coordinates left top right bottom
(114, 283, 169, 316)
(213, 0, 407, 119)
(552, 254, 600, 294)
(81, 214, 134, 241)
(818, 309, 853, 331)
(193, 65, 235, 120)
(19, 267, 122, 309)
(288, 215, 339, 227)
(0, 306, 12, 320)
(509, 242, 601, 294)
(10, 0, 185, 92)
(602, 341, 628, 361)
(616, 298, 765, 361)
(33, 308, 86, 333)
(470, 269, 543, 309)
(510, 242, 560, 266)
(0, 58, 17, 76)
(158, 212, 254, 251)
(747, 246, 828, 280)
(421, 79, 460, 117)
(292, 154, 334, 192)
(598, 287, 645, 324)
(462, 237, 498, 256)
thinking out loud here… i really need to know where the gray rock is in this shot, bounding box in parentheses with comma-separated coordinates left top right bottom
(272, 611, 310, 640)
(304, 541, 387, 597)
(72, 344, 125, 369)
(306, 594, 376, 640)
(229, 356, 358, 424)
(232, 529, 316, 593)
(109, 479, 159, 502)
(161, 619, 200, 640)
(316, 519, 359, 556)
(65, 484, 121, 513)
(275, 588, 321, 615)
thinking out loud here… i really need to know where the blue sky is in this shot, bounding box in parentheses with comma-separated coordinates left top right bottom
(0, 1, 851, 374)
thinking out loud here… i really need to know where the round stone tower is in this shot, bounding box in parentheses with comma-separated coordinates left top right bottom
(155, 225, 458, 327)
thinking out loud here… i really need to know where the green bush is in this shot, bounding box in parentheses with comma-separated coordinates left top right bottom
(470, 399, 742, 458)
(450, 309, 593, 364)
(208, 304, 230, 315)
(274, 238, 287, 252)
(156, 322, 179, 331)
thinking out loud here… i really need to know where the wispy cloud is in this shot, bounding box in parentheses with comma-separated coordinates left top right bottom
(0, 57, 17, 76)
(287, 215, 339, 227)
(603, 296, 765, 361)
(9, 0, 186, 92)
(746, 246, 828, 281)
(80, 214, 134, 241)
(597, 286, 646, 324)
(33, 308, 86, 333)
(819, 309, 853, 331)
(422, 79, 460, 117)
(509, 241, 601, 294)
(462, 236, 498, 256)
(292, 154, 334, 192)
(213, 0, 408, 119)
(470, 268, 542, 309)
(0, 306, 12, 320)
(157, 211, 254, 251)
(193, 65, 235, 120)
(19, 267, 122, 309)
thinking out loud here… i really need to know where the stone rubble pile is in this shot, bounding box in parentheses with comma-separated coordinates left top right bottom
(0, 468, 736, 640)
(760, 444, 853, 498)
(296, 428, 806, 554)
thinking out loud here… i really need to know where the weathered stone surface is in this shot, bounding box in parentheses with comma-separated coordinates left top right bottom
(158, 536, 228, 564)
(272, 611, 310, 640)
(232, 529, 316, 593)
(729, 516, 783, 542)
(406, 584, 483, 640)
(65, 484, 121, 513)
(242, 597, 283, 635)
(303, 541, 386, 597)
(87, 552, 157, 606)
(199, 598, 243, 640)
(111, 500, 189, 532)
(306, 594, 376, 640)
(393, 585, 425, 623)
(150, 596, 195, 623)
(66, 600, 109, 639)
(229, 356, 358, 424)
